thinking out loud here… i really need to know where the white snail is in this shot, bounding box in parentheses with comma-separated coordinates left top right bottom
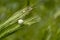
(18, 19, 24, 24)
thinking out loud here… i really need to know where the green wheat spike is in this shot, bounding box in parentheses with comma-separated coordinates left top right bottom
(0, 15, 41, 39)
(0, 6, 32, 32)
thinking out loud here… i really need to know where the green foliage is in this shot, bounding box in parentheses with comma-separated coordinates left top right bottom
(0, 0, 60, 40)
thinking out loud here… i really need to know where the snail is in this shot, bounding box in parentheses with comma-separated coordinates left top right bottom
(18, 19, 24, 24)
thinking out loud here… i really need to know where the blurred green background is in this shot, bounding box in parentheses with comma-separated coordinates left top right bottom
(0, 0, 60, 40)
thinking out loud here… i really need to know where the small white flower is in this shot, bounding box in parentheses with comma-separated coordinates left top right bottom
(18, 19, 24, 24)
